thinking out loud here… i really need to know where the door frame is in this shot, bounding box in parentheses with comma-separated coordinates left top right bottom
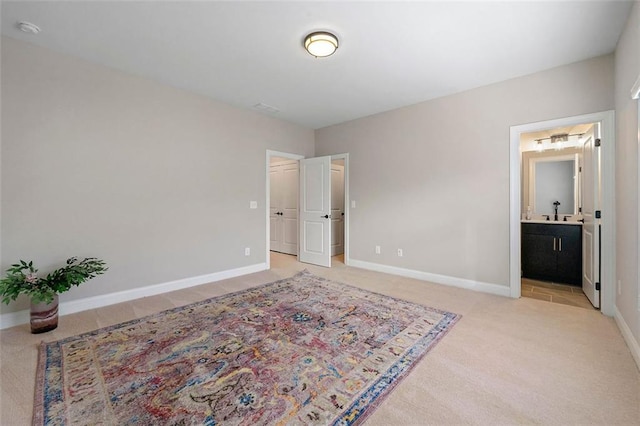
(632, 77, 640, 337)
(265, 150, 350, 269)
(330, 153, 350, 266)
(509, 110, 615, 315)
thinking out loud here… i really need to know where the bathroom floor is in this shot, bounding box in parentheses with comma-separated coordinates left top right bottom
(521, 278, 596, 310)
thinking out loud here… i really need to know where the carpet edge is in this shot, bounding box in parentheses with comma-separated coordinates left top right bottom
(32, 341, 47, 426)
(348, 312, 462, 426)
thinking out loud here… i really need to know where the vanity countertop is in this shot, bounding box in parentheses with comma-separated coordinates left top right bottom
(521, 219, 583, 226)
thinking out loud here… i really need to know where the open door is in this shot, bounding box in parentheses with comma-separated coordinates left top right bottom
(581, 124, 601, 308)
(299, 156, 332, 267)
(330, 162, 345, 256)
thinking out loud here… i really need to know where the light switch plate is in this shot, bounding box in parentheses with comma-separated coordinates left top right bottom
(249, 201, 258, 209)
(351, 200, 356, 208)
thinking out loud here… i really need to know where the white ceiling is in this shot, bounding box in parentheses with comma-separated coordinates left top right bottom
(1, 1, 633, 129)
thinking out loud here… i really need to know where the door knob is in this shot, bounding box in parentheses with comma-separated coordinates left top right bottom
(321, 214, 330, 219)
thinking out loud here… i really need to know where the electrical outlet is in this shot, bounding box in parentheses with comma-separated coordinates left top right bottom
(245, 247, 251, 256)
(397, 248, 403, 257)
(375, 245, 381, 254)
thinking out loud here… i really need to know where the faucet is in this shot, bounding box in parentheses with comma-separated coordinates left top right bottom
(553, 201, 561, 221)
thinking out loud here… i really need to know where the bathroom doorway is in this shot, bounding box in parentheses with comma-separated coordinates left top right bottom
(519, 122, 598, 310)
(509, 111, 615, 315)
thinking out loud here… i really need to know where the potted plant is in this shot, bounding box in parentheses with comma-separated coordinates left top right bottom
(0, 257, 107, 333)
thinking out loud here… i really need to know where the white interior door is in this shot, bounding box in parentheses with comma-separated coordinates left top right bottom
(331, 163, 345, 256)
(269, 161, 298, 255)
(299, 156, 331, 267)
(269, 165, 282, 252)
(280, 162, 299, 255)
(581, 125, 601, 308)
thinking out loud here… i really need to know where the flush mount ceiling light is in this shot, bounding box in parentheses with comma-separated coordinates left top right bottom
(17, 21, 41, 34)
(304, 31, 338, 58)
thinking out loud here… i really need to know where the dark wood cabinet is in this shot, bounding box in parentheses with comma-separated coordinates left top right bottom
(521, 223, 582, 285)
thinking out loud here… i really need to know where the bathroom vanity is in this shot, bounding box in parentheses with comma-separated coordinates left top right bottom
(521, 221, 582, 285)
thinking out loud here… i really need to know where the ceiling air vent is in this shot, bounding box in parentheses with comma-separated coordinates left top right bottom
(253, 103, 280, 114)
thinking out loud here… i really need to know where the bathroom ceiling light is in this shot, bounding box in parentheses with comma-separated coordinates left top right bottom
(551, 134, 568, 150)
(550, 133, 569, 144)
(304, 31, 338, 57)
(17, 21, 41, 34)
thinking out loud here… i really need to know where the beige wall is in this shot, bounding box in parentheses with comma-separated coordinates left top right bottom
(0, 37, 314, 314)
(316, 54, 614, 288)
(614, 2, 640, 344)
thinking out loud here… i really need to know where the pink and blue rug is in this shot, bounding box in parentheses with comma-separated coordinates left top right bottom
(34, 270, 459, 425)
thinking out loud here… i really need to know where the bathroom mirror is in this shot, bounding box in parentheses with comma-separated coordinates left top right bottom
(522, 152, 581, 215)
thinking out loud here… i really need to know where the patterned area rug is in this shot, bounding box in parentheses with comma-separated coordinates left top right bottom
(34, 270, 460, 425)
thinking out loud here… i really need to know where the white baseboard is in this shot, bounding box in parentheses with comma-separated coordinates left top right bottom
(614, 306, 640, 371)
(0, 262, 268, 330)
(349, 259, 511, 297)
(0, 310, 30, 330)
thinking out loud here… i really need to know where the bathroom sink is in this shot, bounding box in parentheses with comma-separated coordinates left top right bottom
(521, 219, 583, 225)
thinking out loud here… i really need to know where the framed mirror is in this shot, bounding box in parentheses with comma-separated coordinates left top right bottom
(522, 150, 581, 215)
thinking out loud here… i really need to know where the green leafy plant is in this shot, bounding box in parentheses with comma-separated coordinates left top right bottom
(0, 257, 108, 304)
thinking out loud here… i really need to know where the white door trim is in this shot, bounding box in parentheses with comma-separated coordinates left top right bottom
(634, 84, 640, 336)
(331, 153, 350, 266)
(509, 110, 615, 316)
(266, 150, 304, 269)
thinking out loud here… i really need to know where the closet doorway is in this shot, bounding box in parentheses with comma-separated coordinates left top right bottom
(266, 150, 349, 269)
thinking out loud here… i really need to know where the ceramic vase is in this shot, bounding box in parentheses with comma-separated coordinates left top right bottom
(30, 294, 59, 334)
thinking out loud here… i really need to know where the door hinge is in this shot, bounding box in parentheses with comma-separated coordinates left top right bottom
(595, 138, 601, 147)
(579, 166, 582, 172)
(595, 282, 601, 291)
(595, 210, 601, 219)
